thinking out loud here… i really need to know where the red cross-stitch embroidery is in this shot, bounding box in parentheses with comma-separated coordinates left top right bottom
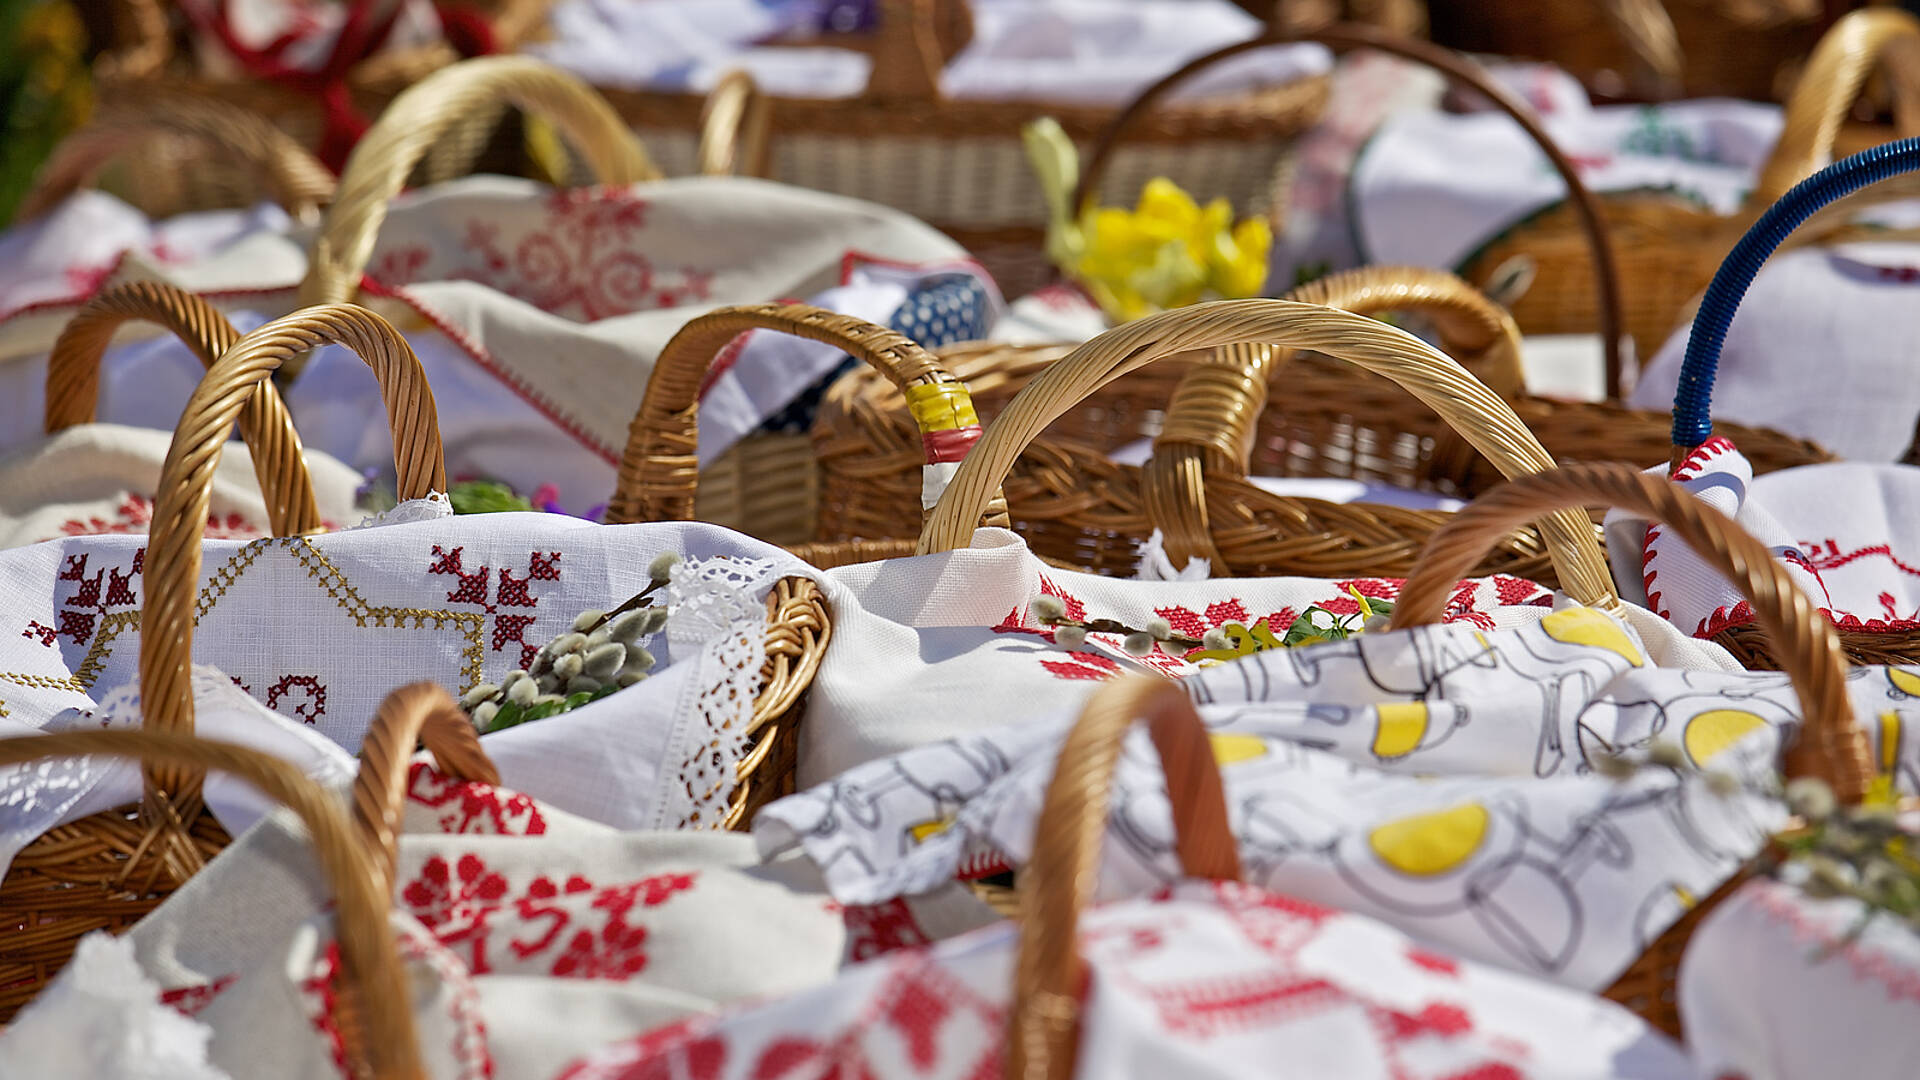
(57, 493, 261, 540)
(407, 762, 548, 836)
(266, 674, 327, 724)
(843, 897, 934, 963)
(23, 549, 144, 648)
(429, 546, 562, 667)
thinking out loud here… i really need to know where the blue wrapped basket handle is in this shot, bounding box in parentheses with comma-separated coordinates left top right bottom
(1673, 137, 1920, 455)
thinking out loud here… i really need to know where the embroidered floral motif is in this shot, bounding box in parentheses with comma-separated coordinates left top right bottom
(56, 493, 262, 541)
(406, 762, 548, 836)
(400, 851, 697, 979)
(23, 549, 143, 648)
(429, 546, 562, 667)
(440, 188, 716, 321)
(265, 673, 326, 724)
(841, 898, 934, 963)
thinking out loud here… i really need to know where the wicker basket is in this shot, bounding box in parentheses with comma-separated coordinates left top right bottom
(14, 92, 337, 224)
(597, 0, 1332, 298)
(0, 298, 440, 1022)
(906, 298, 1621, 601)
(0, 723, 421, 1075)
(1460, 7, 1920, 367)
(1390, 461, 1879, 1038)
(605, 301, 1009, 560)
(93, 0, 556, 177)
(288, 55, 814, 546)
(1427, 0, 1828, 102)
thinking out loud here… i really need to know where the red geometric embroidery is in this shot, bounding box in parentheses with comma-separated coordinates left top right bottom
(23, 550, 144, 648)
(265, 674, 326, 724)
(842, 897, 934, 963)
(406, 762, 548, 836)
(429, 546, 562, 667)
(57, 493, 260, 540)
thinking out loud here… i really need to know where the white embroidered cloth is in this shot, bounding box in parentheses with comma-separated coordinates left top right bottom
(1353, 98, 1782, 273)
(536, 0, 1329, 103)
(0, 422, 365, 550)
(0, 176, 985, 513)
(797, 526, 1736, 789)
(556, 878, 1689, 1080)
(0, 516, 821, 872)
(1630, 234, 1920, 462)
(762, 605, 1920, 991)
(9, 765, 854, 1080)
(1680, 876, 1920, 1080)
(1604, 438, 1920, 638)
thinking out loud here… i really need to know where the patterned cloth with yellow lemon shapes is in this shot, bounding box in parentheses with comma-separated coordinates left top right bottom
(755, 605, 1920, 992)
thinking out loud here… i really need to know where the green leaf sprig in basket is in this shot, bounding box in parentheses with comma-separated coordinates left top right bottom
(458, 553, 680, 733)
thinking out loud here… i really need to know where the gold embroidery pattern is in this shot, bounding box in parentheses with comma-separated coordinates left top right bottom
(70, 536, 488, 695)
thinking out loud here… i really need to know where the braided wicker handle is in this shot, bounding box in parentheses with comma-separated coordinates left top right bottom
(697, 70, 771, 178)
(17, 96, 336, 223)
(1011, 675, 1240, 1080)
(300, 56, 659, 309)
(0, 728, 419, 1080)
(140, 305, 445, 804)
(864, 0, 973, 100)
(1143, 266, 1524, 571)
(353, 682, 499, 896)
(918, 299, 1617, 607)
(1596, 0, 1685, 98)
(1073, 23, 1627, 400)
(606, 302, 1009, 530)
(1751, 8, 1920, 210)
(1390, 463, 1873, 802)
(44, 282, 323, 537)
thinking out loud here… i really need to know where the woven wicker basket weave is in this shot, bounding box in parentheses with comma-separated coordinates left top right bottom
(1138, 266, 1834, 578)
(1391, 461, 1877, 1038)
(912, 298, 1621, 603)
(14, 92, 337, 224)
(599, 0, 1332, 298)
(605, 301, 1009, 569)
(0, 302, 444, 1022)
(0, 726, 421, 1077)
(1428, 0, 1825, 103)
(1460, 7, 1920, 366)
(95, 0, 556, 180)
(42, 280, 326, 535)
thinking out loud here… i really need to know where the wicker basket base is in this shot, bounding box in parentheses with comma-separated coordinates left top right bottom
(0, 803, 231, 1020)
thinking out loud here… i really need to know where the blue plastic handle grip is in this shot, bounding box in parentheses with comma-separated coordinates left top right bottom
(1673, 137, 1920, 448)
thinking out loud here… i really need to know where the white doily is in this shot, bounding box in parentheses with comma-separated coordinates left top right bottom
(1132, 528, 1212, 581)
(652, 556, 782, 830)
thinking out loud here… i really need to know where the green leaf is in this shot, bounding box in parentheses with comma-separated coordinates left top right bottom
(482, 701, 525, 734)
(564, 691, 594, 710)
(589, 683, 622, 702)
(524, 700, 565, 722)
(448, 480, 533, 515)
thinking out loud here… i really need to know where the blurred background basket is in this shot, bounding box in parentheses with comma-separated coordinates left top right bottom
(596, 0, 1334, 298)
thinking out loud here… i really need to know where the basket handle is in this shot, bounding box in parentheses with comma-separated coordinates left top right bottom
(351, 682, 500, 901)
(1141, 267, 1523, 571)
(1073, 23, 1628, 401)
(1671, 136, 1920, 459)
(605, 302, 1008, 530)
(16, 95, 337, 223)
(140, 304, 445, 805)
(1009, 675, 1240, 1079)
(300, 56, 659, 310)
(916, 298, 1617, 608)
(43, 282, 324, 537)
(1390, 462, 1873, 803)
(1750, 8, 1920, 211)
(863, 0, 973, 101)
(697, 69, 771, 178)
(0, 728, 420, 1080)
(1595, 0, 1685, 98)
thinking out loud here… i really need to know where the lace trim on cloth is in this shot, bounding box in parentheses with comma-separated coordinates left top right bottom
(348, 491, 453, 530)
(1133, 528, 1213, 581)
(0, 689, 140, 878)
(651, 556, 782, 830)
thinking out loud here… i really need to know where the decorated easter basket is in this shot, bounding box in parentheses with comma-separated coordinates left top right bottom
(596, 0, 1332, 299)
